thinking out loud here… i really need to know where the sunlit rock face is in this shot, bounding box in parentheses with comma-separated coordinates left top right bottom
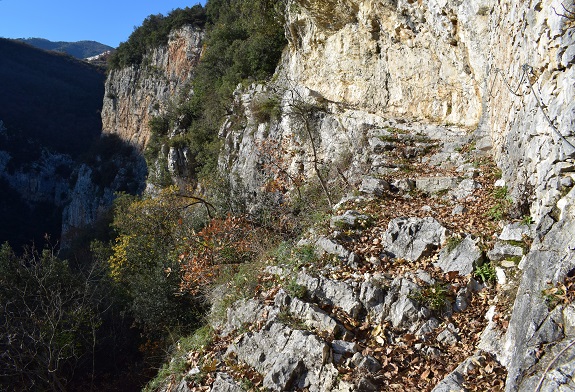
(101, 26, 204, 151)
(218, 2, 575, 390)
(283, 0, 486, 127)
(281, 0, 574, 221)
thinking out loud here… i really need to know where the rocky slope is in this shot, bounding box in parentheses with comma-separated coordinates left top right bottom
(102, 0, 575, 390)
(216, 1, 575, 389)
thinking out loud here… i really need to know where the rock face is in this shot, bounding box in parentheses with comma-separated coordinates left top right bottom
(215, 2, 575, 388)
(227, 322, 338, 391)
(101, 26, 204, 151)
(98, 1, 575, 390)
(435, 235, 483, 276)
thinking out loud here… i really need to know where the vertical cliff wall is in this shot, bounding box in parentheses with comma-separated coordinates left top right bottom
(101, 26, 204, 151)
(98, 2, 574, 389)
(219, 0, 575, 390)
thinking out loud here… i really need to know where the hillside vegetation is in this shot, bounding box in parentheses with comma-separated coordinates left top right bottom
(1, 1, 287, 390)
(17, 38, 113, 59)
(0, 38, 105, 156)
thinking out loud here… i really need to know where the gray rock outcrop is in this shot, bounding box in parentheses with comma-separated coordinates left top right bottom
(435, 235, 483, 276)
(384, 217, 447, 262)
(227, 322, 338, 392)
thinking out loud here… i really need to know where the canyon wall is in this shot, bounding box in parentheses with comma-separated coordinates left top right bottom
(220, 1, 575, 390)
(101, 26, 204, 150)
(104, 1, 575, 389)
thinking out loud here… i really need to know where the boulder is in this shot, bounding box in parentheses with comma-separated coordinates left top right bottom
(359, 280, 385, 310)
(331, 340, 359, 355)
(359, 176, 390, 197)
(228, 322, 338, 392)
(432, 353, 486, 392)
(330, 210, 370, 230)
(297, 272, 363, 318)
(450, 178, 481, 200)
(289, 297, 350, 339)
(415, 318, 440, 338)
(379, 277, 428, 329)
(314, 237, 350, 259)
(211, 372, 244, 392)
(384, 217, 447, 261)
(263, 356, 305, 391)
(486, 242, 524, 262)
(435, 235, 483, 276)
(391, 178, 416, 193)
(416, 176, 461, 194)
(499, 222, 535, 241)
(222, 298, 266, 336)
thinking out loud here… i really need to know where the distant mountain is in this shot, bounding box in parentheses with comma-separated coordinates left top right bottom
(0, 38, 105, 154)
(17, 37, 113, 59)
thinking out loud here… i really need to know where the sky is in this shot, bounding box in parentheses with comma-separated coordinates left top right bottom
(0, 0, 207, 48)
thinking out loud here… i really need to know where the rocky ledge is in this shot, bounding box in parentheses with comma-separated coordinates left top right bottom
(152, 120, 575, 391)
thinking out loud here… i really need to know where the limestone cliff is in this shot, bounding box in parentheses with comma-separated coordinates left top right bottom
(101, 26, 204, 151)
(217, 0, 575, 390)
(101, 1, 575, 390)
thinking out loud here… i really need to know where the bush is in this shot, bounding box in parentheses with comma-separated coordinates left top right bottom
(0, 243, 102, 391)
(108, 188, 205, 334)
(251, 96, 281, 123)
(179, 215, 261, 296)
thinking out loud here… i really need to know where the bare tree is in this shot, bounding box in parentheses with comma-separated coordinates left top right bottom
(264, 79, 335, 208)
(0, 243, 103, 391)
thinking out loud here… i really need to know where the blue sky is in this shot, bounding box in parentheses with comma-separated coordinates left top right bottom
(0, 0, 206, 48)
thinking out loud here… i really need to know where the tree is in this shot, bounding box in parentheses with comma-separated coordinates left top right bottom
(0, 243, 102, 391)
(179, 215, 260, 295)
(108, 187, 208, 334)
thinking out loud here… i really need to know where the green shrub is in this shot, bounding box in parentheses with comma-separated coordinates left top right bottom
(251, 96, 281, 123)
(488, 186, 513, 221)
(286, 279, 308, 299)
(108, 188, 205, 334)
(410, 282, 450, 311)
(445, 235, 463, 253)
(474, 262, 497, 284)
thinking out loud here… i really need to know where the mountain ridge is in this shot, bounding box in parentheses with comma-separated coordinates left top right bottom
(16, 37, 113, 59)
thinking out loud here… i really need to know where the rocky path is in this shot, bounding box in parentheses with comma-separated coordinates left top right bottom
(161, 122, 536, 392)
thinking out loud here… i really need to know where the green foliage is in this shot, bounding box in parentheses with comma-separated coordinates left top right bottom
(445, 235, 463, 253)
(0, 39, 105, 157)
(410, 282, 450, 311)
(541, 277, 575, 310)
(488, 186, 513, 221)
(251, 96, 281, 123)
(542, 284, 567, 310)
(286, 279, 308, 299)
(272, 242, 319, 272)
(109, 187, 205, 334)
(109, 6, 207, 69)
(208, 261, 265, 325)
(140, 0, 287, 184)
(474, 262, 497, 284)
(277, 310, 309, 330)
(143, 325, 214, 392)
(521, 215, 534, 225)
